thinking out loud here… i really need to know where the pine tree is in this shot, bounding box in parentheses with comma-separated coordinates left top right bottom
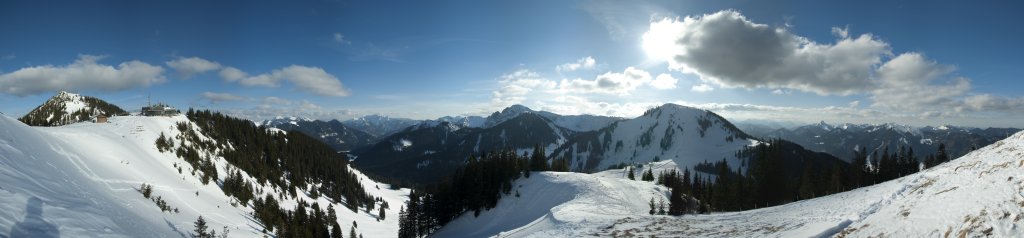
(397, 206, 410, 238)
(331, 221, 343, 238)
(657, 198, 666, 215)
(350, 226, 357, 238)
(529, 144, 548, 171)
(379, 206, 386, 221)
(192, 216, 211, 238)
(627, 167, 635, 180)
(937, 143, 949, 163)
(648, 197, 656, 215)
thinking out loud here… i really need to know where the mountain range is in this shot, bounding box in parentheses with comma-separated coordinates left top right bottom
(6, 91, 1024, 237)
(740, 121, 1021, 162)
(260, 117, 379, 151)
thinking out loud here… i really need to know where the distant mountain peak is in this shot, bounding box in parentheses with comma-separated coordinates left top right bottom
(19, 91, 128, 126)
(502, 104, 534, 114)
(484, 104, 538, 128)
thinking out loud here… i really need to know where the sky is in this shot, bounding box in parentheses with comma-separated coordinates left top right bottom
(1, 0, 1023, 127)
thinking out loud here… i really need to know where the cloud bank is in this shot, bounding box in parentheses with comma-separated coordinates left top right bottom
(0, 55, 165, 96)
(642, 10, 1023, 115)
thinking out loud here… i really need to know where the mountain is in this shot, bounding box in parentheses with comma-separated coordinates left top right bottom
(261, 117, 379, 152)
(18, 91, 129, 126)
(434, 130, 1024, 237)
(342, 115, 422, 137)
(352, 112, 575, 183)
(550, 103, 756, 172)
(744, 121, 1021, 162)
(483, 104, 621, 132)
(435, 115, 486, 128)
(0, 110, 408, 237)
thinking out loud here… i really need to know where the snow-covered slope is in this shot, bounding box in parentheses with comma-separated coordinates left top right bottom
(18, 91, 128, 126)
(595, 130, 1024, 237)
(0, 115, 408, 237)
(430, 131, 1024, 237)
(431, 161, 681, 238)
(552, 103, 756, 172)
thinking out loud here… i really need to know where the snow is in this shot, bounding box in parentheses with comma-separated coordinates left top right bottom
(0, 115, 408, 237)
(432, 162, 674, 238)
(431, 131, 1024, 237)
(597, 130, 1024, 237)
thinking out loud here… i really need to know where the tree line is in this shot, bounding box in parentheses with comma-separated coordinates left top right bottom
(642, 138, 954, 214)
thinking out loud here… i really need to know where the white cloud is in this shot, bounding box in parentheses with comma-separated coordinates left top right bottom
(691, 84, 714, 93)
(650, 73, 678, 90)
(0, 54, 165, 96)
(831, 26, 849, 39)
(218, 67, 247, 82)
(640, 10, 1024, 118)
(870, 53, 971, 111)
(643, 10, 889, 95)
(166, 57, 221, 79)
(239, 65, 351, 97)
(557, 67, 652, 95)
(261, 96, 292, 106)
(333, 33, 351, 44)
(1, 54, 14, 60)
(491, 69, 555, 108)
(200, 92, 246, 103)
(555, 56, 597, 72)
(848, 100, 860, 108)
(959, 94, 1024, 112)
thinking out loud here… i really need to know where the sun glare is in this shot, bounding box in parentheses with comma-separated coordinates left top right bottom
(641, 18, 682, 62)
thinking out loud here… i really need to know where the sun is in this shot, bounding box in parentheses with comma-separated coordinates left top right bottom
(641, 18, 682, 62)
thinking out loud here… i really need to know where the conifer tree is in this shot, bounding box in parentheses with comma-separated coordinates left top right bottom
(529, 144, 548, 171)
(192, 216, 211, 238)
(627, 167, 635, 180)
(937, 143, 949, 163)
(332, 222, 343, 238)
(648, 197, 656, 215)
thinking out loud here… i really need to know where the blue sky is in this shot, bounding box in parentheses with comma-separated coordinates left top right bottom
(1, 0, 1023, 127)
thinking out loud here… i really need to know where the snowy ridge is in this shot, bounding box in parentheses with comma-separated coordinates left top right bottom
(259, 116, 314, 127)
(552, 103, 755, 172)
(0, 114, 408, 237)
(484, 104, 621, 132)
(430, 131, 1024, 237)
(342, 115, 422, 137)
(18, 91, 128, 127)
(594, 130, 1024, 237)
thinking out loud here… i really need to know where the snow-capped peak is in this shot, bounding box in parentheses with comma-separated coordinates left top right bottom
(19, 91, 128, 127)
(816, 120, 833, 131)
